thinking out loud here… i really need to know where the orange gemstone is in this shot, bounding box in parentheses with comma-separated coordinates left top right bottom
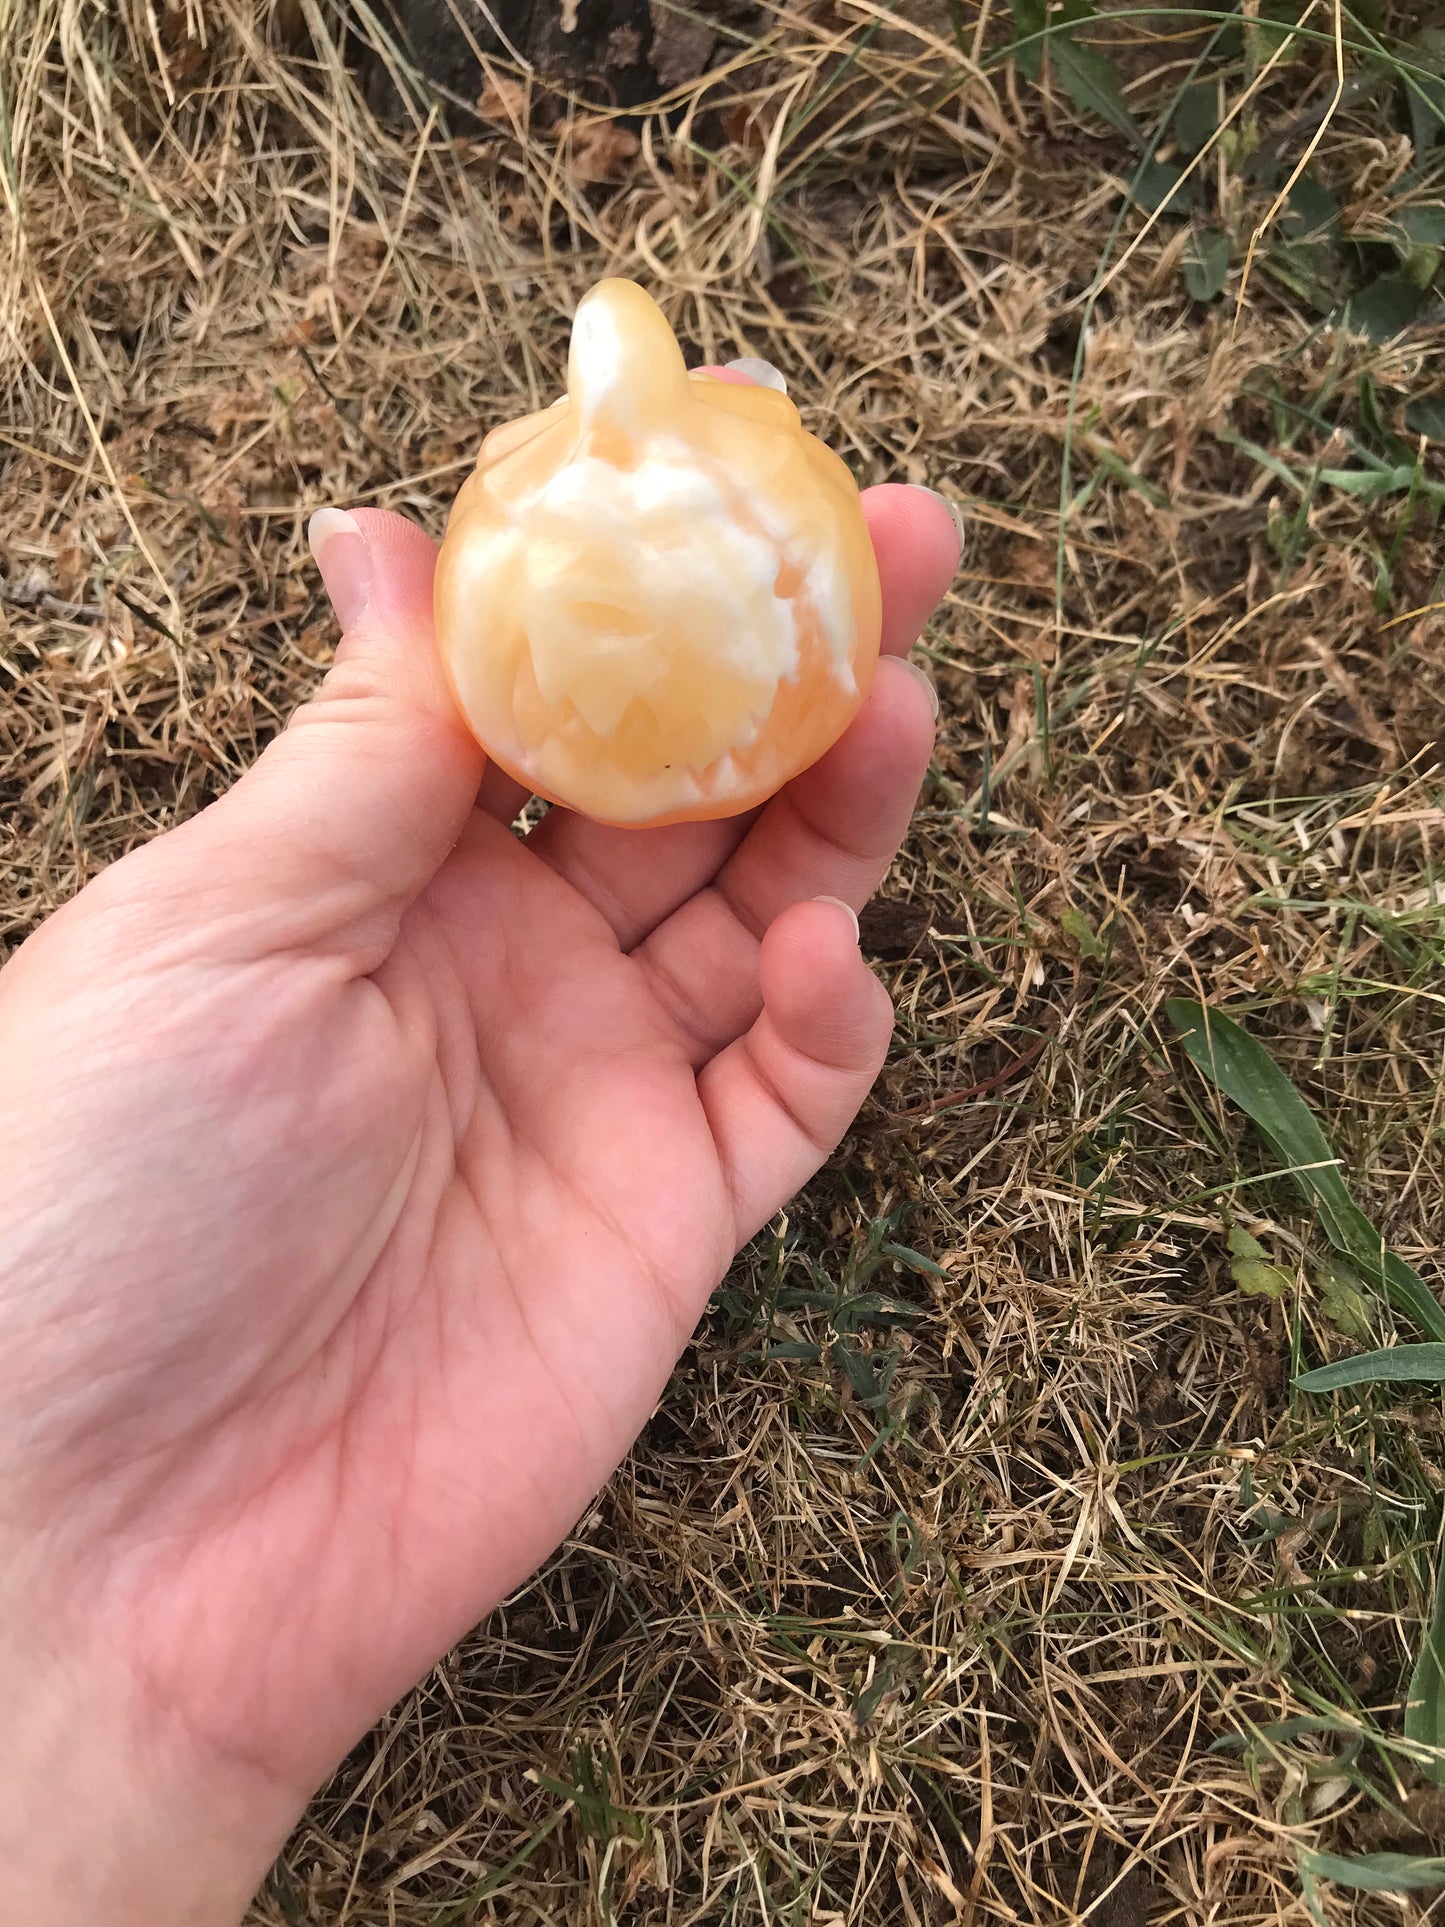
(433, 279, 882, 828)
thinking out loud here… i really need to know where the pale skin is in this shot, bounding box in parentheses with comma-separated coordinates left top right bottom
(0, 459, 958, 1922)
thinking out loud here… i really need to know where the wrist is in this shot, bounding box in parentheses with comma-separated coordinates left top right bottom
(1, 1565, 299, 1927)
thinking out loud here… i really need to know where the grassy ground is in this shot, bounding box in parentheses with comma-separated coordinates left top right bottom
(4, 0, 1445, 1919)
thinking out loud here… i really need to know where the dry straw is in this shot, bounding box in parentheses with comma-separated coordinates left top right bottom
(3, 0, 1445, 1919)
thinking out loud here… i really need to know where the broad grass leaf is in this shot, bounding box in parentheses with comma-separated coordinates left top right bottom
(1253, 9, 1310, 63)
(834, 1341, 891, 1409)
(1355, 378, 1416, 463)
(1318, 462, 1430, 499)
(1403, 25, 1445, 153)
(1336, 272, 1429, 340)
(1398, 202, 1445, 246)
(1060, 905, 1106, 957)
(1281, 175, 1341, 243)
(1051, 35, 1137, 144)
(1226, 1226, 1290, 1298)
(1170, 996, 1348, 1200)
(1130, 158, 1193, 215)
(1006, 0, 1138, 143)
(1208, 1712, 1362, 1751)
(1008, 0, 1046, 79)
(1316, 1259, 1374, 1340)
(1172, 80, 1217, 155)
(1407, 77, 1445, 155)
(876, 1241, 947, 1277)
(1295, 1345, 1445, 1391)
(1298, 1851, 1445, 1893)
(1183, 226, 1230, 300)
(1406, 1556, 1445, 1785)
(1168, 1001, 1445, 1341)
(1406, 395, 1445, 440)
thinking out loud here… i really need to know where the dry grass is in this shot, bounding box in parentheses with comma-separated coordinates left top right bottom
(4, 0, 1445, 1919)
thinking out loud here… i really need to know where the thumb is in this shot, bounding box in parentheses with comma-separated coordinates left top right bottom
(186, 508, 486, 960)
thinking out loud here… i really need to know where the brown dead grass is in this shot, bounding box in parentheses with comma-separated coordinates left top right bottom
(4, 0, 1445, 1920)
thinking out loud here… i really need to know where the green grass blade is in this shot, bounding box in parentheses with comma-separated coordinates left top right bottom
(1406, 1555, 1445, 1785)
(1169, 995, 1361, 1217)
(1375, 1252, 1445, 1342)
(1295, 1345, 1445, 1391)
(1297, 1850, 1445, 1893)
(1051, 34, 1140, 144)
(1005, 0, 1139, 142)
(431, 1807, 569, 1920)
(1168, 1001, 1445, 1341)
(1183, 224, 1231, 299)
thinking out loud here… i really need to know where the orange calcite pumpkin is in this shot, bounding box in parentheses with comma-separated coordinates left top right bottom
(433, 279, 882, 828)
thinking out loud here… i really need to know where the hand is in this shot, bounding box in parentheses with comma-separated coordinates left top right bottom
(0, 476, 958, 1922)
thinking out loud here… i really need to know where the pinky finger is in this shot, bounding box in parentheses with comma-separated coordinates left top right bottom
(698, 897, 894, 1245)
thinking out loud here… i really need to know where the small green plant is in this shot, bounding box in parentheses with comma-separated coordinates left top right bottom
(533, 1744, 649, 1927)
(1171, 1000, 1445, 1831)
(715, 1207, 943, 1453)
(1007, 0, 1140, 145)
(1298, 1848, 1445, 1894)
(1170, 1000, 1445, 1341)
(1004, 0, 1445, 338)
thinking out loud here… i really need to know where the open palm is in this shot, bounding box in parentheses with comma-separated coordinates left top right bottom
(0, 489, 957, 1922)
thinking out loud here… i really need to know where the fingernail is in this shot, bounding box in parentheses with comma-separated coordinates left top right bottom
(724, 356, 787, 394)
(915, 486, 966, 555)
(899, 657, 940, 723)
(307, 507, 371, 633)
(812, 895, 860, 942)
